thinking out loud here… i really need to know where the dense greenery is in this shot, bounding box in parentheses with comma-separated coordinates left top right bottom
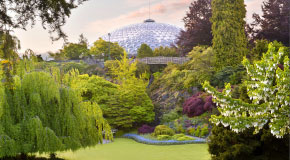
(208, 125, 289, 160)
(0, 61, 112, 158)
(211, 0, 248, 70)
(137, 44, 153, 58)
(153, 46, 179, 57)
(203, 43, 290, 138)
(80, 52, 155, 129)
(90, 38, 124, 60)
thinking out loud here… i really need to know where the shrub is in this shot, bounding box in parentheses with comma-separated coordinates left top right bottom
(208, 124, 289, 160)
(172, 134, 185, 139)
(172, 134, 195, 141)
(194, 126, 201, 137)
(200, 126, 209, 137)
(157, 135, 172, 140)
(138, 125, 155, 134)
(176, 136, 195, 141)
(174, 120, 185, 133)
(187, 127, 195, 135)
(152, 125, 175, 136)
(183, 92, 216, 117)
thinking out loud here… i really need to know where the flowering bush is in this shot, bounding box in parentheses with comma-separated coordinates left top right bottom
(138, 125, 155, 134)
(183, 92, 215, 117)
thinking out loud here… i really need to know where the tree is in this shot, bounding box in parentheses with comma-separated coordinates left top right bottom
(0, 64, 112, 158)
(208, 125, 289, 160)
(249, 0, 289, 46)
(203, 43, 290, 138)
(90, 38, 124, 60)
(153, 46, 179, 57)
(62, 43, 89, 60)
(176, 0, 212, 55)
(137, 44, 153, 58)
(0, 0, 88, 40)
(211, 0, 248, 71)
(106, 52, 155, 128)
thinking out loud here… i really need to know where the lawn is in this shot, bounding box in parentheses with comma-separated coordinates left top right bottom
(57, 138, 210, 160)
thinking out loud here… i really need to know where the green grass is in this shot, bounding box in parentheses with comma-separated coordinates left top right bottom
(57, 138, 210, 160)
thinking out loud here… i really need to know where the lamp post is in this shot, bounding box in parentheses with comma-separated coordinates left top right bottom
(108, 33, 111, 60)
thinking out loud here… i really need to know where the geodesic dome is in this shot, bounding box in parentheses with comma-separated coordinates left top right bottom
(102, 19, 181, 55)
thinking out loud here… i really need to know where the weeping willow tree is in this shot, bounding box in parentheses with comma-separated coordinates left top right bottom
(0, 60, 112, 158)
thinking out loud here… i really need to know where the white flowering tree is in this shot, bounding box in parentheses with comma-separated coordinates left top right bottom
(203, 43, 290, 138)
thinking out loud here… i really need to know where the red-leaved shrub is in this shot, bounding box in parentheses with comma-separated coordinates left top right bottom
(138, 125, 155, 134)
(183, 92, 215, 117)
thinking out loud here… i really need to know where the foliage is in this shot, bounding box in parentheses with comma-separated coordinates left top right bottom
(249, 0, 289, 46)
(203, 43, 290, 138)
(200, 126, 209, 137)
(211, 0, 248, 70)
(137, 125, 155, 134)
(194, 126, 201, 137)
(0, 0, 87, 40)
(90, 38, 124, 60)
(157, 135, 171, 140)
(137, 44, 153, 58)
(0, 32, 20, 60)
(176, 0, 212, 55)
(101, 52, 155, 129)
(135, 61, 150, 79)
(172, 134, 195, 141)
(161, 109, 180, 124)
(62, 42, 89, 60)
(152, 125, 175, 136)
(208, 125, 289, 160)
(0, 65, 112, 158)
(183, 92, 216, 117)
(210, 65, 246, 88)
(185, 46, 215, 87)
(248, 40, 288, 62)
(153, 46, 179, 57)
(187, 127, 196, 135)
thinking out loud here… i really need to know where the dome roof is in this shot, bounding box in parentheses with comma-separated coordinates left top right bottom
(102, 19, 181, 55)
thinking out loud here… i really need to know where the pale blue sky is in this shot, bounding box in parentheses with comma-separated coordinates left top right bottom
(14, 0, 263, 55)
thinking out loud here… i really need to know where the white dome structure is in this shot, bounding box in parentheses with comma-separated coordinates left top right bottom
(102, 19, 181, 55)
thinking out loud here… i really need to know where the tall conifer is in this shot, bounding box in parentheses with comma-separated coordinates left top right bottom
(211, 0, 248, 71)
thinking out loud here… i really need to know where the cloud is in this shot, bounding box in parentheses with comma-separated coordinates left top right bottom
(85, 0, 191, 39)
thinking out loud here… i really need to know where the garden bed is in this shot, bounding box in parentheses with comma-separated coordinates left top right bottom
(122, 133, 206, 145)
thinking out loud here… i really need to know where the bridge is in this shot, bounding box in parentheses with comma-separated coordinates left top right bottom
(133, 57, 190, 65)
(52, 56, 190, 66)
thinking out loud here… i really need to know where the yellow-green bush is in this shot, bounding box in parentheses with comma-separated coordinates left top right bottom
(157, 135, 172, 140)
(152, 125, 175, 136)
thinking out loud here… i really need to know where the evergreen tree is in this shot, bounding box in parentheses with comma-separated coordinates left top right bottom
(137, 44, 153, 58)
(211, 0, 248, 71)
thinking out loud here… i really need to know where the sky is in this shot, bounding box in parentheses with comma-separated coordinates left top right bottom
(14, 0, 264, 56)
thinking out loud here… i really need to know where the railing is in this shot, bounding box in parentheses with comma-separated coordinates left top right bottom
(134, 57, 190, 65)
